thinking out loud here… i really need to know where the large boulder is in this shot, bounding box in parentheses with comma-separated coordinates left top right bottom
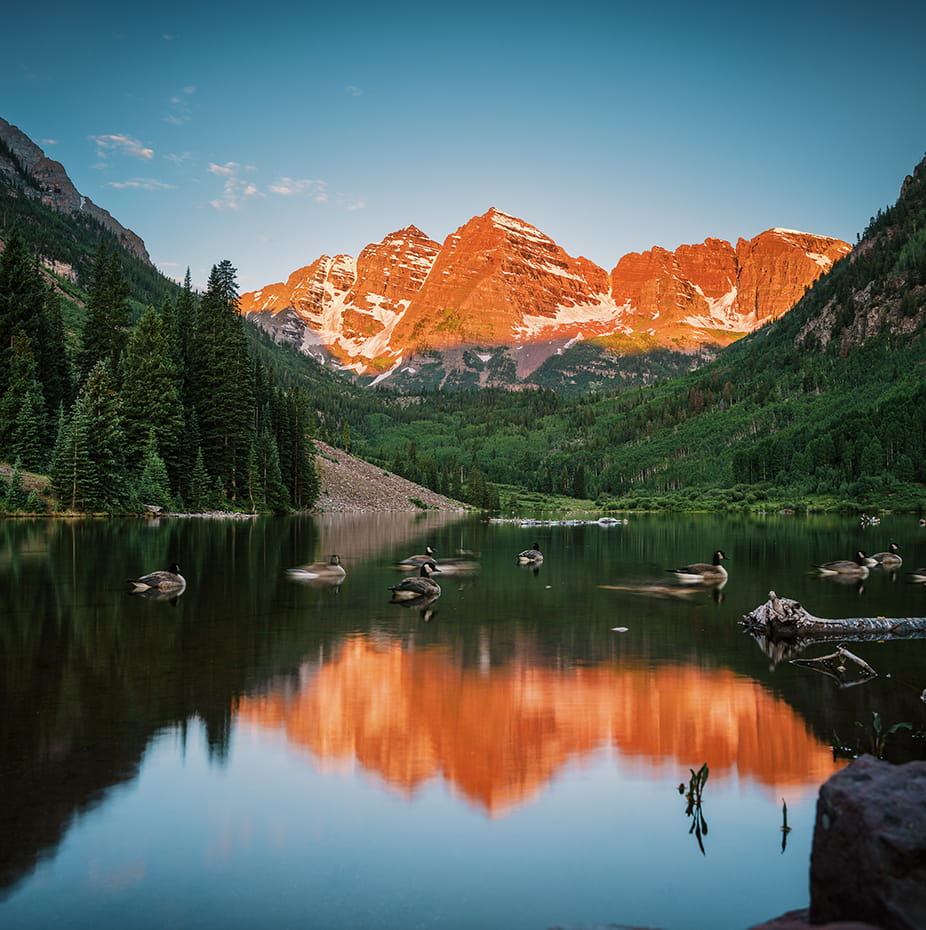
(809, 754, 926, 929)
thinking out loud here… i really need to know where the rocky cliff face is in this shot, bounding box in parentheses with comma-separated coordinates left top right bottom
(0, 116, 151, 264)
(611, 229, 852, 345)
(239, 207, 851, 381)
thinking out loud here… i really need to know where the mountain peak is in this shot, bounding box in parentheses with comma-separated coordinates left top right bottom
(240, 209, 850, 378)
(0, 116, 151, 264)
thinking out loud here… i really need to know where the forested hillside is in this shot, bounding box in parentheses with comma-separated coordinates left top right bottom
(0, 226, 319, 513)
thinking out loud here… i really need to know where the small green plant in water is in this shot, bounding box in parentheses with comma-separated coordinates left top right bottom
(832, 711, 912, 760)
(679, 762, 709, 855)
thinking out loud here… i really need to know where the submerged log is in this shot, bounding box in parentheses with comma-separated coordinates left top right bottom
(742, 591, 926, 641)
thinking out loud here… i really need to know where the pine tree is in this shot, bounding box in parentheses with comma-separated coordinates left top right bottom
(189, 260, 254, 500)
(77, 243, 130, 382)
(286, 388, 319, 509)
(0, 226, 47, 396)
(4, 461, 29, 512)
(12, 384, 48, 471)
(120, 308, 185, 483)
(0, 336, 47, 468)
(164, 268, 196, 403)
(186, 446, 212, 512)
(250, 423, 289, 513)
(134, 429, 173, 509)
(50, 362, 127, 511)
(36, 291, 73, 413)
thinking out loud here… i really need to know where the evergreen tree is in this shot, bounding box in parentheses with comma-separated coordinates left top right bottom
(189, 260, 254, 500)
(77, 243, 130, 381)
(4, 461, 29, 512)
(286, 388, 319, 509)
(250, 423, 289, 512)
(0, 335, 47, 468)
(120, 307, 185, 483)
(12, 384, 48, 471)
(574, 463, 587, 499)
(50, 362, 127, 511)
(36, 291, 73, 413)
(186, 446, 212, 512)
(134, 429, 173, 509)
(164, 268, 196, 403)
(0, 226, 47, 396)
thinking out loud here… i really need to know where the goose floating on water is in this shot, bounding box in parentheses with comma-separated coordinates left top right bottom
(667, 550, 727, 583)
(128, 563, 186, 592)
(867, 542, 902, 567)
(814, 551, 870, 577)
(517, 542, 543, 564)
(397, 545, 437, 569)
(287, 554, 346, 580)
(389, 561, 442, 600)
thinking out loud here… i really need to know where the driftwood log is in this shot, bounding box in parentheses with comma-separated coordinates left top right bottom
(742, 591, 926, 642)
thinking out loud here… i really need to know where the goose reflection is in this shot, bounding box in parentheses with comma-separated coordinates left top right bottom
(286, 554, 346, 586)
(128, 585, 186, 605)
(813, 572, 866, 595)
(390, 593, 440, 622)
(600, 577, 726, 602)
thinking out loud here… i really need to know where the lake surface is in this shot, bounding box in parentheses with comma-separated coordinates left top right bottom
(2, 511, 925, 930)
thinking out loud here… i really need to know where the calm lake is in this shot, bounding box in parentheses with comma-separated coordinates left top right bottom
(2, 511, 925, 930)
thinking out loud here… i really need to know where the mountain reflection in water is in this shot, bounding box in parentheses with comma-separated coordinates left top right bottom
(237, 639, 844, 816)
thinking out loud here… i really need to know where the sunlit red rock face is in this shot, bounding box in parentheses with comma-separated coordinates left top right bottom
(238, 210, 850, 374)
(236, 640, 843, 817)
(611, 229, 853, 345)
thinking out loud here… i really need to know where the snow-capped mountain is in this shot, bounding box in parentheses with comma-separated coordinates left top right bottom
(239, 208, 851, 381)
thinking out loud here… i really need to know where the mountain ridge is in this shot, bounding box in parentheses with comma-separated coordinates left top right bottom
(0, 116, 151, 266)
(239, 207, 850, 386)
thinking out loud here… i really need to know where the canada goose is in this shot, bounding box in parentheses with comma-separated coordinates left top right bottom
(389, 560, 441, 600)
(287, 554, 346, 580)
(517, 542, 543, 563)
(397, 545, 437, 569)
(868, 542, 902, 567)
(667, 550, 727, 583)
(814, 551, 870, 577)
(128, 563, 186, 592)
(906, 568, 926, 582)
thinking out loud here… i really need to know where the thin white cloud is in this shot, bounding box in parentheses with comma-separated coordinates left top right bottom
(346, 85, 363, 96)
(40, 138, 58, 146)
(346, 200, 366, 212)
(106, 178, 176, 191)
(91, 133, 154, 160)
(164, 151, 194, 166)
(208, 162, 240, 177)
(268, 177, 328, 197)
(208, 162, 263, 210)
(165, 86, 196, 125)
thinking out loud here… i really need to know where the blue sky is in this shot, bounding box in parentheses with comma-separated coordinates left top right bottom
(2, 0, 925, 291)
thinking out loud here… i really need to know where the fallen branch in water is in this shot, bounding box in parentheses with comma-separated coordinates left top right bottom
(741, 591, 926, 642)
(791, 644, 879, 688)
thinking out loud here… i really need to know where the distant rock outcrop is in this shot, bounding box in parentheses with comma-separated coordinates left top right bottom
(0, 116, 151, 264)
(240, 208, 850, 381)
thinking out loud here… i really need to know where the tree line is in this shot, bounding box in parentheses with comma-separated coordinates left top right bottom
(0, 228, 318, 513)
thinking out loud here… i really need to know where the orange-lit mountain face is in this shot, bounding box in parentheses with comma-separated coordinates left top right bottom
(237, 639, 844, 817)
(239, 209, 851, 381)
